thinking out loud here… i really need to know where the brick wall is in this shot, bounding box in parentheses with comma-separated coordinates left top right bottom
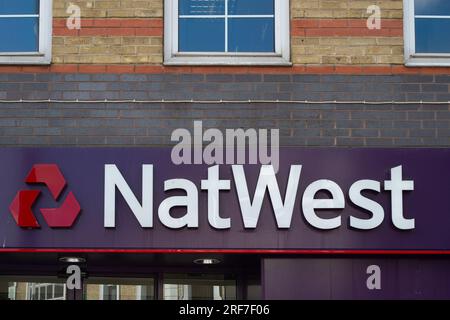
(291, 0, 404, 65)
(53, 0, 163, 17)
(291, 0, 403, 18)
(53, 0, 163, 65)
(0, 1, 448, 150)
(0, 0, 448, 72)
(47, 0, 408, 66)
(0, 73, 448, 147)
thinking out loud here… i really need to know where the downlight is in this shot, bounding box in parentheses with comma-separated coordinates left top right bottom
(59, 256, 86, 263)
(193, 258, 221, 265)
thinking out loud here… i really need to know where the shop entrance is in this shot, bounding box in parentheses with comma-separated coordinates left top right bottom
(0, 252, 261, 300)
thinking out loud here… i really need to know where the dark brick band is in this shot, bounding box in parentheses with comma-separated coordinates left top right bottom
(0, 73, 448, 147)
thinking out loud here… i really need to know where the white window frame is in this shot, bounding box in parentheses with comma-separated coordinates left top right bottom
(404, 0, 450, 66)
(26, 283, 66, 300)
(0, 0, 52, 65)
(136, 285, 142, 300)
(8, 282, 17, 300)
(164, 0, 291, 66)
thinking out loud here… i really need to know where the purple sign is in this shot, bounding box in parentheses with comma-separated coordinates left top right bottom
(0, 147, 449, 251)
(262, 257, 450, 299)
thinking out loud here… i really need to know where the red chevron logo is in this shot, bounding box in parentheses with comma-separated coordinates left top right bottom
(9, 164, 81, 228)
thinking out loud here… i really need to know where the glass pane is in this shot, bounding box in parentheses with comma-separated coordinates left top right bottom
(415, 18, 450, 53)
(139, 285, 154, 300)
(415, 0, 450, 16)
(30, 286, 38, 300)
(104, 285, 117, 300)
(0, 0, 39, 15)
(179, 0, 225, 15)
(84, 278, 154, 300)
(7, 283, 16, 300)
(164, 274, 236, 300)
(47, 285, 53, 299)
(0, 17, 39, 52)
(228, 18, 274, 52)
(1, 278, 65, 301)
(179, 18, 225, 52)
(228, 0, 274, 15)
(54, 284, 64, 299)
(39, 286, 45, 300)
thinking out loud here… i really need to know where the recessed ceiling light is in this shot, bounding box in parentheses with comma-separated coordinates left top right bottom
(59, 256, 86, 263)
(193, 258, 221, 265)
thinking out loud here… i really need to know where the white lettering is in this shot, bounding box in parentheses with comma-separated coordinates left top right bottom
(104, 165, 153, 228)
(201, 165, 231, 229)
(349, 180, 384, 230)
(158, 179, 198, 229)
(232, 165, 302, 229)
(302, 180, 344, 230)
(384, 166, 415, 230)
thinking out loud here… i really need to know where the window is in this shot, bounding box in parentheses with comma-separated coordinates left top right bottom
(27, 283, 66, 300)
(404, 0, 450, 66)
(163, 274, 237, 300)
(136, 285, 155, 300)
(8, 282, 16, 300)
(0, 0, 52, 64)
(84, 278, 155, 300)
(164, 0, 290, 65)
(100, 284, 120, 300)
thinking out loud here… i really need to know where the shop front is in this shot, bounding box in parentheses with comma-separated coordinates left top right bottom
(0, 147, 449, 300)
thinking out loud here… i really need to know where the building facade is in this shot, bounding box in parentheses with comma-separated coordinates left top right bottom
(0, 0, 449, 300)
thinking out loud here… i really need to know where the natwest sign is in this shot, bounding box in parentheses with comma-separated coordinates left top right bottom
(104, 164, 414, 231)
(0, 148, 449, 252)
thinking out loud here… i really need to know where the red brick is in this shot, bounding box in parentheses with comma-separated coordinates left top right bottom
(53, 27, 78, 36)
(418, 67, 450, 74)
(106, 65, 135, 73)
(391, 66, 420, 74)
(361, 66, 393, 74)
(78, 65, 108, 73)
(135, 66, 165, 73)
(0, 66, 23, 73)
(50, 65, 79, 73)
(121, 19, 163, 28)
(292, 20, 320, 28)
(305, 65, 335, 74)
(135, 28, 162, 36)
(334, 66, 363, 74)
(318, 19, 349, 28)
(21, 66, 50, 73)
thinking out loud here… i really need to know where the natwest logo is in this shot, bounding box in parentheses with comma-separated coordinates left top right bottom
(9, 164, 81, 228)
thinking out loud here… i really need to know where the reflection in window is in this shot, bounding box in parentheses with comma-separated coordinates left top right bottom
(414, 0, 450, 53)
(84, 278, 155, 300)
(0, 0, 39, 52)
(0, 277, 67, 300)
(7, 282, 16, 300)
(164, 274, 236, 300)
(28, 283, 66, 300)
(178, 0, 275, 53)
(101, 284, 118, 300)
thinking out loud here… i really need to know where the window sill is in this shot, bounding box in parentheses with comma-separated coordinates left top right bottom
(164, 55, 292, 66)
(0, 53, 51, 65)
(405, 55, 450, 67)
